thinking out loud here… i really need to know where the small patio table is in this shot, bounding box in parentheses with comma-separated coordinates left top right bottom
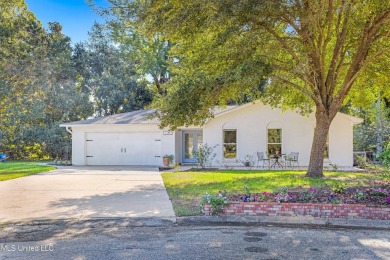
(270, 154, 285, 168)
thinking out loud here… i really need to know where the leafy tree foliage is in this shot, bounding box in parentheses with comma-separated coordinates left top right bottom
(352, 97, 390, 157)
(131, 0, 390, 177)
(1, 1, 152, 160)
(74, 23, 152, 116)
(88, 0, 172, 96)
(1, 18, 92, 159)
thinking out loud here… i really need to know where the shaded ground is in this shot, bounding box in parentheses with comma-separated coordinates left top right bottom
(0, 220, 389, 260)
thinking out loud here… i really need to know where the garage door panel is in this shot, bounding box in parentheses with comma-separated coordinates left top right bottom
(86, 132, 161, 165)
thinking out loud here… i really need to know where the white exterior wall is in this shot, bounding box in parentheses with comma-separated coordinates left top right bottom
(71, 128, 86, 165)
(328, 115, 354, 167)
(203, 102, 355, 167)
(175, 131, 182, 164)
(161, 130, 176, 160)
(70, 124, 175, 166)
(68, 103, 357, 167)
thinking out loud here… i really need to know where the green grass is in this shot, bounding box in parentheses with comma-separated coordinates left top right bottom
(0, 161, 55, 181)
(162, 170, 384, 216)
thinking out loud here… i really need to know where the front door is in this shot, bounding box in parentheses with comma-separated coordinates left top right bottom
(182, 131, 203, 163)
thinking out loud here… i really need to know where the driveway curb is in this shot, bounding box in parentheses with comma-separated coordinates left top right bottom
(176, 216, 390, 230)
(0, 217, 177, 229)
(2, 215, 389, 231)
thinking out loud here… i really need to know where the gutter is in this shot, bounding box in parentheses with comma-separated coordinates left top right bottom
(65, 126, 72, 134)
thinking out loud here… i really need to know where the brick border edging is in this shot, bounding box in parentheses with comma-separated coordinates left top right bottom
(204, 202, 390, 220)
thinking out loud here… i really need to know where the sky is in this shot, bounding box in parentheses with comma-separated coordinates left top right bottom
(25, 0, 109, 44)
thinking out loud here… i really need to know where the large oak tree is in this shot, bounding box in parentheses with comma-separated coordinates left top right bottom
(108, 0, 390, 177)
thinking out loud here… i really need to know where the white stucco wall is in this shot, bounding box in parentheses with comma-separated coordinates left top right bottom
(175, 130, 182, 164)
(161, 130, 176, 160)
(202, 102, 356, 167)
(67, 102, 357, 167)
(328, 115, 354, 167)
(71, 128, 86, 166)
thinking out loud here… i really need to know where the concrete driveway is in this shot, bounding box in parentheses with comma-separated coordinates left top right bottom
(0, 166, 176, 223)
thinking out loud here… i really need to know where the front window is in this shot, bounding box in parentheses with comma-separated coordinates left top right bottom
(223, 130, 236, 159)
(267, 129, 282, 155)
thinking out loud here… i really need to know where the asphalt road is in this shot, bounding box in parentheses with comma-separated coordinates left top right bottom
(0, 219, 389, 260)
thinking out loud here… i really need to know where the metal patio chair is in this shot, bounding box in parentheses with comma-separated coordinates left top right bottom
(285, 152, 299, 168)
(256, 152, 271, 168)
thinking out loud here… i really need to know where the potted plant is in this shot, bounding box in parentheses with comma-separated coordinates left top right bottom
(163, 154, 174, 167)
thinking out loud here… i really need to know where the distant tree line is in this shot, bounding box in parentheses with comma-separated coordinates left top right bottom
(0, 1, 151, 160)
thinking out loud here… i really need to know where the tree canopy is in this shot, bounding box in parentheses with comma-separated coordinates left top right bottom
(122, 0, 390, 176)
(0, 1, 152, 159)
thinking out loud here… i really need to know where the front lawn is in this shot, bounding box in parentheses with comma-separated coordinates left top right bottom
(161, 170, 384, 216)
(0, 162, 55, 181)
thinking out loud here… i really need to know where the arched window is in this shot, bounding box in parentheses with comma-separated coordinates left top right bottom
(266, 121, 282, 155)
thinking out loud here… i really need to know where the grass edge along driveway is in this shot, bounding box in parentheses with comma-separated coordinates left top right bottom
(162, 170, 382, 216)
(0, 162, 55, 181)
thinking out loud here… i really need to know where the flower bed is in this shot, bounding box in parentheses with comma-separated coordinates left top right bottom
(201, 182, 390, 220)
(203, 202, 390, 220)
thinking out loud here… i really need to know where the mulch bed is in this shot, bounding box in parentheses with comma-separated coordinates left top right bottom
(227, 183, 390, 207)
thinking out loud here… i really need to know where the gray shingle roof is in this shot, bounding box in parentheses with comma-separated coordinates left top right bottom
(60, 106, 240, 127)
(60, 109, 159, 126)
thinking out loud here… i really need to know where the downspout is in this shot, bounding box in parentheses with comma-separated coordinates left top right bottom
(65, 126, 72, 134)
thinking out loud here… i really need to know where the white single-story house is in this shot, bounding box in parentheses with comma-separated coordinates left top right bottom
(60, 101, 363, 167)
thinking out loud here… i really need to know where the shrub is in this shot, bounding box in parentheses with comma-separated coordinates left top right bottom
(354, 191, 366, 201)
(371, 188, 389, 196)
(196, 143, 217, 170)
(379, 170, 390, 181)
(332, 182, 347, 194)
(355, 155, 367, 169)
(275, 187, 295, 203)
(328, 197, 341, 204)
(260, 191, 271, 200)
(297, 188, 317, 202)
(200, 191, 228, 215)
(378, 143, 390, 167)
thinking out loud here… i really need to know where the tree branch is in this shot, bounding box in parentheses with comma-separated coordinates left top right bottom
(334, 8, 390, 108)
(260, 25, 301, 65)
(271, 73, 319, 104)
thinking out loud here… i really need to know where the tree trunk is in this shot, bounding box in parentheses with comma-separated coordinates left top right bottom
(306, 109, 332, 178)
(376, 97, 383, 157)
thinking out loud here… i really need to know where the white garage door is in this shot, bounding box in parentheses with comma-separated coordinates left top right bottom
(85, 132, 162, 165)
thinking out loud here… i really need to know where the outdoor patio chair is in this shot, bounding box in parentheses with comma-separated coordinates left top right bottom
(285, 152, 299, 168)
(256, 152, 271, 168)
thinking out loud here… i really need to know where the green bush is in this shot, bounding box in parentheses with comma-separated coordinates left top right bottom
(355, 155, 367, 169)
(200, 192, 228, 215)
(331, 182, 347, 194)
(196, 143, 217, 170)
(378, 143, 390, 168)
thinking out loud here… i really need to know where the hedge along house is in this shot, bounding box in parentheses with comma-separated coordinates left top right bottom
(60, 101, 363, 167)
